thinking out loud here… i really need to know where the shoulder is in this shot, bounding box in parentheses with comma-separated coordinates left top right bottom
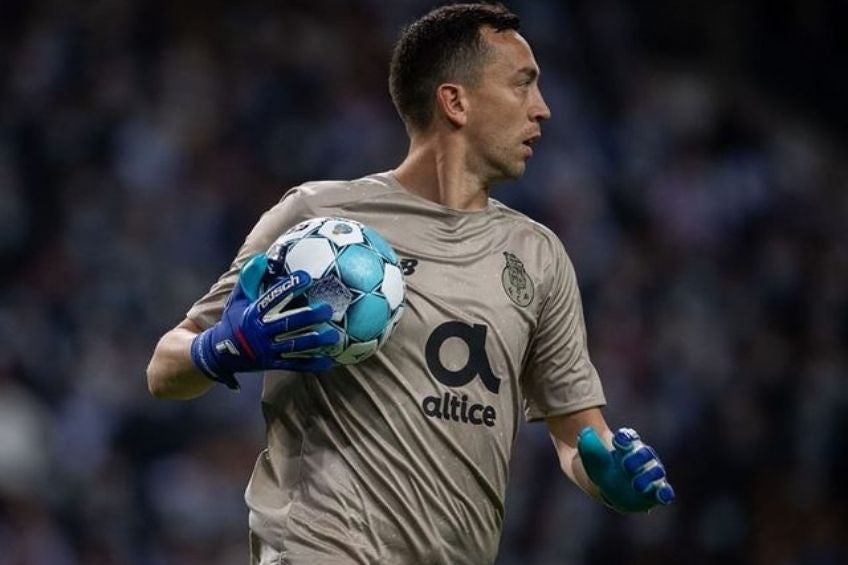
(489, 199, 575, 298)
(243, 173, 394, 254)
(284, 173, 397, 211)
(490, 199, 565, 253)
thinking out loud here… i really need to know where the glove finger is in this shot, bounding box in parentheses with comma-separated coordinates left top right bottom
(613, 428, 640, 451)
(264, 303, 334, 335)
(632, 463, 666, 494)
(256, 271, 313, 322)
(238, 253, 270, 301)
(622, 446, 657, 476)
(577, 427, 613, 476)
(271, 355, 335, 373)
(272, 328, 340, 354)
(656, 481, 676, 505)
(225, 271, 253, 309)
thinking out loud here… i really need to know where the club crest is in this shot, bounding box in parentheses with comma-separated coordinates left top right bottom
(501, 252, 533, 307)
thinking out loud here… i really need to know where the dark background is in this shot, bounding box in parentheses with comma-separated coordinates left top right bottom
(0, 1, 846, 563)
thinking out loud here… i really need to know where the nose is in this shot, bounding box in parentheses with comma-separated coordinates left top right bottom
(531, 88, 551, 122)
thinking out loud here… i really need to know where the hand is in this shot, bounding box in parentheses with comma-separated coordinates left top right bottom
(190, 254, 339, 390)
(577, 427, 675, 513)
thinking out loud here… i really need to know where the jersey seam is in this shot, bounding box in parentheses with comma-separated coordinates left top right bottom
(301, 174, 516, 219)
(521, 242, 557, 374)
(519, 233, 571, 417)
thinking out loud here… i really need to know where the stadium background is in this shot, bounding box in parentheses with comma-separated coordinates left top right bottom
(0, 0, 846, 563)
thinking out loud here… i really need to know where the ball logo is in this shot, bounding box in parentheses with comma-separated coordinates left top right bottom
(332, 223, 353, 235)
(502, 251, 533, 307)
(421, 321, 500, 428)
(306, 275, 353, 321)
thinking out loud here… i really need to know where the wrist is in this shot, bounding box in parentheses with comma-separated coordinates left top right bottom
(190, 327, 240, 390)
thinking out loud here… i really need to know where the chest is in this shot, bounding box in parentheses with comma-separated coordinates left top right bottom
(389, 244, 541, 381)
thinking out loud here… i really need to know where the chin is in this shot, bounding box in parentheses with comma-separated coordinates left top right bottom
(503, 161, 526, 180)
(485, 157, 526, 184)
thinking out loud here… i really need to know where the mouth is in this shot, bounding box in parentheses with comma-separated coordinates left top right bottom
(521, 134, 541, 155)
(523, 133, 541, 146)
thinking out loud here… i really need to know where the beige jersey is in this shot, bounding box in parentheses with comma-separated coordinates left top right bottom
(187, 171, 605, 565)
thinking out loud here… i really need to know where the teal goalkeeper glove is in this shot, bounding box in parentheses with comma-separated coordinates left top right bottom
(577, 427, 675, 513)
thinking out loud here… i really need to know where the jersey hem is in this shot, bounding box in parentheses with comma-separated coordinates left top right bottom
(524, 399, 607, 423)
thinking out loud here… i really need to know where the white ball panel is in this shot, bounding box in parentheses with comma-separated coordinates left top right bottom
(318, 219, 364, 247)
(378, 305, 404, 347)
(380, 264, 405, 310)
(275, 217, 325, 247)
(284, 237, 335, 279)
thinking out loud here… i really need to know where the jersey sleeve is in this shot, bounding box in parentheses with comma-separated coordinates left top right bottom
(520, 238, 606, 422)
(185, 188, 312, 329)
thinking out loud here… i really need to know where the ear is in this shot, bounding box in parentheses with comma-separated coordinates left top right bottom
(435, 83, 469, 127)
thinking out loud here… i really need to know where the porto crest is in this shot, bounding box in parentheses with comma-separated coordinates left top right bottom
(501, 251, 533, 307)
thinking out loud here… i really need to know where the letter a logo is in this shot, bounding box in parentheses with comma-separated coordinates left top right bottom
(425, 321, 500, 394)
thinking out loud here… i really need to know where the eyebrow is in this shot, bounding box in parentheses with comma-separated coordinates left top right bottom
(515, 67, 540, 81)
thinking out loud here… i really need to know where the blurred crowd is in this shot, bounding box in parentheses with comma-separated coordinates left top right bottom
(0, 0, 845, 564)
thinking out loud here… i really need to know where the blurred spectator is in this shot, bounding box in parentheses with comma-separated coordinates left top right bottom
(0, 1, 845, 563)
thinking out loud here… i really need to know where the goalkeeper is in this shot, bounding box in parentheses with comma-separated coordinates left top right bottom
(146, 3, 674, 564)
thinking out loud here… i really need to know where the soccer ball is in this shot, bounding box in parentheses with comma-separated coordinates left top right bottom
(265, 217, 405, 365)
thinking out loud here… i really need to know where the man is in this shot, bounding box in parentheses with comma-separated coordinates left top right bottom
(147, 3, 674, 564)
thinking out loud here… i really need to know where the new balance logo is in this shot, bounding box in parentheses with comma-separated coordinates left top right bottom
(400, 258, 418, 276)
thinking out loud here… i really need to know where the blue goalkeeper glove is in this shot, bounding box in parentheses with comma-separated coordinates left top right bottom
(577, 427, 675, 513)
(190, 254, 339, 390)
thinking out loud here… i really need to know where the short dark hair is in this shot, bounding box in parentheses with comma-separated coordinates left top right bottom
(389, 3, 521, 132)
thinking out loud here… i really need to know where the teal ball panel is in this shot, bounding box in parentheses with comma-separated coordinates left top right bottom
(346, 294, 390, 342)
(336, 244, 384, 292)
(363, 227, 398, 264)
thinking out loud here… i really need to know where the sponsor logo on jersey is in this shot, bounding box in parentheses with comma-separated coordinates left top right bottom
(421, 393, 497, 427)
(425, 322, 499, 393)
(502, 251, 533, 307)
(421, 321, 499, 427)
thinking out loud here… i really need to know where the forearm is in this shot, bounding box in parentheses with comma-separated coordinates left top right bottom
(146, 322, 214, 399)
(558, 432, 607, 503)
(546, 408, 611, 504)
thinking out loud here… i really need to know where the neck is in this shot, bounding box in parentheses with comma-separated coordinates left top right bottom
(392, 133, 490, 211)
